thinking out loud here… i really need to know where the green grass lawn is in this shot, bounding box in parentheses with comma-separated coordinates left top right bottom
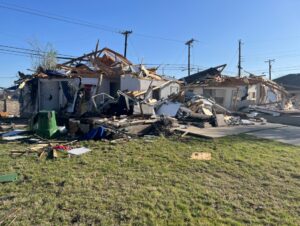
(0, 135, 300, 225)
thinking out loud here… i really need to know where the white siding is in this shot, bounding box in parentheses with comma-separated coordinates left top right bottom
(159, 82, 180, 99)
(97, 78, 110, 94)
(139, 79, 165, 91)
(121, 74, 168, 92)
(120, 75, 141, 91)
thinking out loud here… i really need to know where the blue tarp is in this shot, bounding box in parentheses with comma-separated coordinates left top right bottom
(81, 126, 106, 140)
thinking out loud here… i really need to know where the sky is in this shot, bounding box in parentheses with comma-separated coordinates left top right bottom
(1, 0, 300, 87)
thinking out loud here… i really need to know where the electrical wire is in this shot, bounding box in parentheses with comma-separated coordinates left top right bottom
(0, 1, 185, 43)
(0, 44, 75, 57)
(0, 3, 119, 34)
(0, 49, 74, 61)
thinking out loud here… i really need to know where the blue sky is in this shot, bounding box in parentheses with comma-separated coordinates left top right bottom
(1, 0, 300, 87)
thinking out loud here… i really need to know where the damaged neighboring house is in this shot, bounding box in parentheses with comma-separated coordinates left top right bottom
(181, 64, 288, 110)
(17, 46, 180, 117)
(274, 73, 300, 108)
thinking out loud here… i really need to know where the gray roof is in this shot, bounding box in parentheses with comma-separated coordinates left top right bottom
(180, 64, 226, 84)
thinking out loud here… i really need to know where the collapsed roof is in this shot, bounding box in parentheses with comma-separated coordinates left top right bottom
(16, 46, 167, 85)
(180, 64, 226, 85)
(182, 64, 287, 94)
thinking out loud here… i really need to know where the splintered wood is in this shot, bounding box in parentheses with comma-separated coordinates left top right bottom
(190, 152, 211, 160)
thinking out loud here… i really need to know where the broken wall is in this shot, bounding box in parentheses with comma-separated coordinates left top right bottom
(20, 80, 38, 117)
(120, 75, 141, 91)
(38, 78, 80, 112)
(120, 74, 166, 92)
(258, 84, 283, 104)
(187, 86, 234, 109)
(158, 82, 180, 99)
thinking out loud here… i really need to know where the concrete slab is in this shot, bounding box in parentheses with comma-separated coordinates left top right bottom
(247, 126, 300, 146)
(174, 123, 286, 139)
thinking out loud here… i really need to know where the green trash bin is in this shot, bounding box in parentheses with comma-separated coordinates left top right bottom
(36, 111, 58, 138)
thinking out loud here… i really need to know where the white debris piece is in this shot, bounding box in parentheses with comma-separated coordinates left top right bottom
(156, 102, 181, 117)
(68, 147, 91, 155)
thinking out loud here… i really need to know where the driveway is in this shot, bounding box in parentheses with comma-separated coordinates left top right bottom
(247, 125, 300, 146)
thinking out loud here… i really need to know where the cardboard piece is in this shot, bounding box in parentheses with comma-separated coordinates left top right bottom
(191, 152, 211, 160)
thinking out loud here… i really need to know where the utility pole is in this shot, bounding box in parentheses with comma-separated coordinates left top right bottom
(185, 38, 195, 76)
(238, 39, 243, 77)
(265, 59, 275, 80)
(121, 30, 132, 58)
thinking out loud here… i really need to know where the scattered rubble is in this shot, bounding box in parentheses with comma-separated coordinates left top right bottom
(1, 88, 277, 145)
(2, 44, 300, 151)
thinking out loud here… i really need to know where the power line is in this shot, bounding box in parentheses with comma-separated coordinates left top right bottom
(0, 44, 75, 57)
(247, 49, 300, 57)
(128, 38, 141, 63)
(0, 47, 206, 71)
(0, 50, 33, 58)
(0, 1, 185, 44)
(250, 65, 300, 73)
(0, 44, 206, 69)
(133, 32, 184, 43)
(0, 3, 119, 34)
(0, 48, 73, 60)
(0, 49, 42, 57)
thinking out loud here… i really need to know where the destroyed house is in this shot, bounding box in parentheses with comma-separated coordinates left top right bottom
(182, 65, 287, 110)
(17, 47, 180, 117)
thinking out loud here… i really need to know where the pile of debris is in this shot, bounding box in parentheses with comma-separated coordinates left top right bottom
(16, 45, 181, 119)
(59, 89, 270, 141)
(5, 44, 278, 143)
(1, 86, 271, 145)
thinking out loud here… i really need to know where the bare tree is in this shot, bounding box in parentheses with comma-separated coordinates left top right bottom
(28, 39, 58, 70)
